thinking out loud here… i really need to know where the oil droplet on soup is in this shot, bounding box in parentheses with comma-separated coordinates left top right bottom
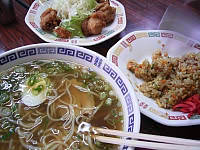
(0, 60, 123, 150)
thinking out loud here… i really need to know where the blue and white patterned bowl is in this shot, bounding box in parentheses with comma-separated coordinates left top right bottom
(0, 43, 140, 150)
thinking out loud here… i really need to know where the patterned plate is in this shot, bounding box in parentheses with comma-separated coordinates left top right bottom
(107, 30, 200, 126)
(25, 0, 126, 46)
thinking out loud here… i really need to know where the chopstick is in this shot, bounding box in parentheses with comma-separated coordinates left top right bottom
(95, 135, 199, 150)
(93, 127, 200, 150)
(95, 127, 200, 146)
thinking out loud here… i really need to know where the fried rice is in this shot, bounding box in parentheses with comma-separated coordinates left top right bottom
(127, 50, 200, 109)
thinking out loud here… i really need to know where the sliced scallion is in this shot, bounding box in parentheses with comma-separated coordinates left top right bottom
(105, 98, 112, 106)
(100, 92, 107, 100)
(0, 91, 10, 104)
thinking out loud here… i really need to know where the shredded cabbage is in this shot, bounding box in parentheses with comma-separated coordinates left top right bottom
(52, 0, 97, 20)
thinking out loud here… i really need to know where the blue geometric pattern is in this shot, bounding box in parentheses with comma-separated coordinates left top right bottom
(38, 47, 56, 54)
(125, 93, 134, 115)
(116, 76, 128, 95)
(110, 69, 117, 79)
(148, 32, 160, 37)
(57, 47, 75, 56)
(128, 114, 134, 132)
(103, 63, 117, 79)
(122, 145, 128, 150)
(101, 63, 135, 144)
(122, 114, 135, 150)
(103, 63, 111, 74)
(94, 56, 103, 68)
(76, 51, 93, 62)
(18, 48, 36, 58)
(0, 53, 17, 65)
(122, 137, 132, 150)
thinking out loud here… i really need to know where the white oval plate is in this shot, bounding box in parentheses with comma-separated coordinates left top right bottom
(25, 0, 126, 46)
(107, 30, 200, 126)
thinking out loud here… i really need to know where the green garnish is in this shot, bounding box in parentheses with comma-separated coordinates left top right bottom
(0, 91, 10, 104)
(81, 83, 88, 88)
(27, 74, 38, 86)
(89, 72, 97, 79)
(0, 107, 11, 117)
(81, 73, 90, 80)
(33, 85, 44, 93)
(43, 116, 49, 130)
(63, 64, 73, 72)
(116, 116, 123, 123)
(26, 73, 48, 96)
(111, 109, 118, 118)
(104, 84, 112, 91)
(96, 141, 103, 148)
(100, 92, 107, 100)
(105, 98, 112, 106)
(151, 63, 154, 69)
(1, 131, 14, 141)
(77, 134, 82, 140)
(11, 105, 17, 113)
(14, 66, 25, 73)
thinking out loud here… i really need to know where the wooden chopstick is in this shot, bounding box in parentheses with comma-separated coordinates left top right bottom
(95, 127, 200, 146)
(95, 135, 200, 150)
(92, 127, 200, 150)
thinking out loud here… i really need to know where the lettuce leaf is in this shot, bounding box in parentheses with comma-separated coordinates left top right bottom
(61, 15, 86, 38)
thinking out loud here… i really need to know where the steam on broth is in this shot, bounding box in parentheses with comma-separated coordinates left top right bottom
(0, 60, 123, 150)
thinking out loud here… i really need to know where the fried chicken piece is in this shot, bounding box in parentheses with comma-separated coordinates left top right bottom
(82, 12, 106, 36)
(81, 18, 90, 37)
(81, 2, 116, 36)
(53, 27, 71, 38)
(95, 2, 116, 24)
(40, 8, 61, 32)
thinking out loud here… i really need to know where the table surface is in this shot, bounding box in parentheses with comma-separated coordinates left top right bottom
(0, 0, 200, 149)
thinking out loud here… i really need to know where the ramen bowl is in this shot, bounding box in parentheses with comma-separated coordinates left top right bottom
(0, 43, 140, 150)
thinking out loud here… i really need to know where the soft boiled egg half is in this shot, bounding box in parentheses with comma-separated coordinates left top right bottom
(22, 74, 49, 106)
